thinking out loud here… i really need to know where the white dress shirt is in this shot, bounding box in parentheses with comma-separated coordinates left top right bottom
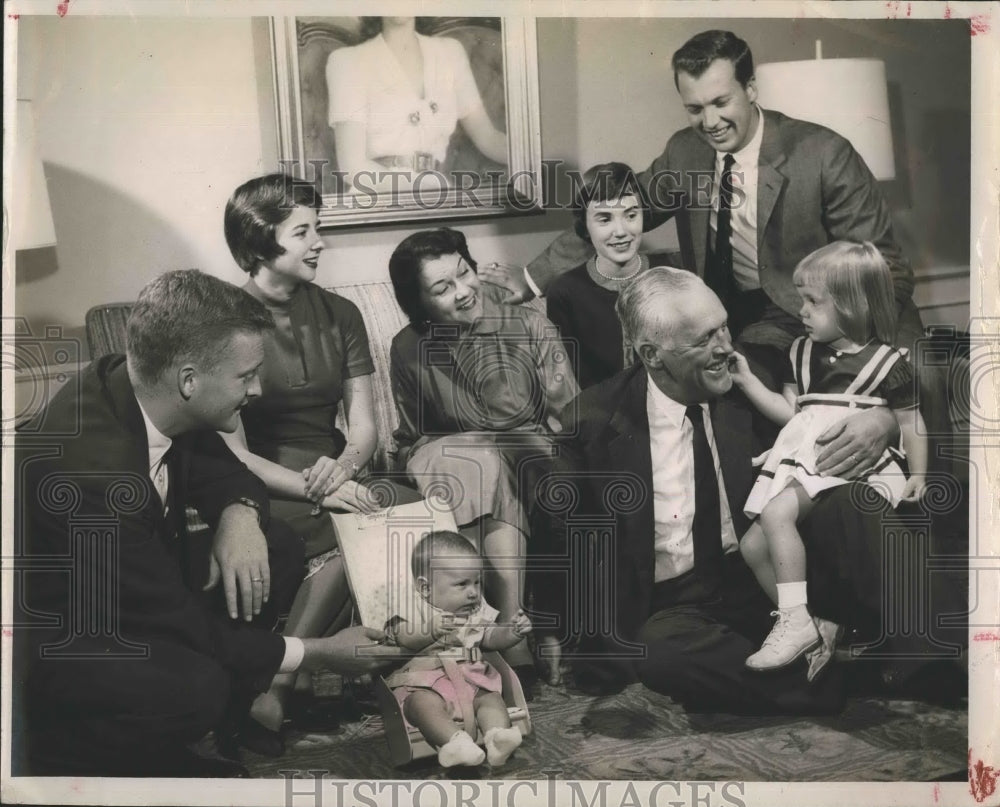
(137, 401, 172, 510)
(710, 106, 765, 292)
(646, 378, 739, 582)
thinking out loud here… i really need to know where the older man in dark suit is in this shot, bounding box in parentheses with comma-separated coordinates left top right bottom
(14, 270, 401, 777)
(532, 267, 903, 712)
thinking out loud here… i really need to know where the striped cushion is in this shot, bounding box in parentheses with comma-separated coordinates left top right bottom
(85, 303, 133, 359)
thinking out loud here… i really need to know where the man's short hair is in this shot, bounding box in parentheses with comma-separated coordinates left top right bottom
(616, 265, 703, 347)
(224, 173, 322, 276)
(126, 269, 274, 386)
(671, 30, 755, 88)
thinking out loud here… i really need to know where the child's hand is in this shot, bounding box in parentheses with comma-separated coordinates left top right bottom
(727, 351, 754, 388)
(511, 609, 532, 637)
(900, 474, 927, 503)
(431, 612, 461, 646)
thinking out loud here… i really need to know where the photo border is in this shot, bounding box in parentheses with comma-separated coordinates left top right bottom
(2, 1, 997, 805)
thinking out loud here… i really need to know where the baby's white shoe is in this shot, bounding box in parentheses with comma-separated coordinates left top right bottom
(437, 730, 485, 768)
(484, 726, 522, 766)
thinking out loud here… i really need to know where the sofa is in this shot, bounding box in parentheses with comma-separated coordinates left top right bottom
(85, 281, 547, 476)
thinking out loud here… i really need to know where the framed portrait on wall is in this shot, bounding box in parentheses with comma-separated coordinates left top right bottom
(270, 15, 543, 228)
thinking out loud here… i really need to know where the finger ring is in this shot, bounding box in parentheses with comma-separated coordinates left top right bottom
(251, 577, 263, 583)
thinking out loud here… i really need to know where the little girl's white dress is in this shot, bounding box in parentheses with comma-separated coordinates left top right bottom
(744, 337, 915, 516)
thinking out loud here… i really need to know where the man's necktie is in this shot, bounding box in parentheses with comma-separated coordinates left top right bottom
(705, 153, 736, 303)
(160, 445, 179, 538)
(685, 404, 723, 581)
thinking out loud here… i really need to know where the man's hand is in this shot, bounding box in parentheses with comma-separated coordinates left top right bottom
(300, 626, 406, 676)
(204, 503, 270, 621)
(478, 262, 535, 305)
(814, 407, 897, 478)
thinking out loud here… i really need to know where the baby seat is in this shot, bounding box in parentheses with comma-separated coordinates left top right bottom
(334, 500, 532, 767)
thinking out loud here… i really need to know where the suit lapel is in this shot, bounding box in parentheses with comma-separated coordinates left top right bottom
(757, 110, 788, 255)
(106, 360, 165, 528)
(605, 369, 656, 596)
(163, 441, 186, 537)
(687, 141, 718, 275)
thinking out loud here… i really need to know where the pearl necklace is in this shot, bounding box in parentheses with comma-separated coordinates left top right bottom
(592, 254, 646, 282)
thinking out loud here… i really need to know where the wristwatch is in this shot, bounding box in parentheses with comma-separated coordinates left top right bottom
(228, 496, 264, 527)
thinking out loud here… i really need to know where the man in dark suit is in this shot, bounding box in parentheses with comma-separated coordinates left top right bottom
(534, 267, 894, 712)
(484, 29, 947, 479)
(14, 270, 401, 777)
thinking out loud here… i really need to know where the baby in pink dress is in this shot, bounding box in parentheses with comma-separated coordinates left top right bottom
(384, 530, 531, 768)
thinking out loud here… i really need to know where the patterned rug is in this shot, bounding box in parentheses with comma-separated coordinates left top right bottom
(242, 675, 967, 782)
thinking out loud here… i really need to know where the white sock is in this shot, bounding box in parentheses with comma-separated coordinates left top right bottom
(776, 581, 809, 611)
(483, 726, 522, 766)
(437, 730, 485, 768)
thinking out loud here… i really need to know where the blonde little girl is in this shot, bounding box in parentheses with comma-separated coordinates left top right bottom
(384, 530, 531, 768)
(729, 241, 927, 672)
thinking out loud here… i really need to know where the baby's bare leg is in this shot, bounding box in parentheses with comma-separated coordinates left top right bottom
(476, 691, 521, 766)
(402, 690, 460, 747)
(473, 691, 510, 733)
(406, 690, 486, 767)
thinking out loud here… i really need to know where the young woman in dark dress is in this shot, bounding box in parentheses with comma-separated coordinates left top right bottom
(546, 162, 669, 390)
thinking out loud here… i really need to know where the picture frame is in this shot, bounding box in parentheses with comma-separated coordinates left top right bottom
(270, 16, 543, 229)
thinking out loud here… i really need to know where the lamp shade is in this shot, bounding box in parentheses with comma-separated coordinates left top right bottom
(755, 58, 896, 180)
(14, 99, 57, 250)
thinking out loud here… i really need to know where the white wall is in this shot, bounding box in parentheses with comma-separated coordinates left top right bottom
(16, 17, 269, 338)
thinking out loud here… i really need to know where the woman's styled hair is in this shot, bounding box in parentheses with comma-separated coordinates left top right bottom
(671, 30, 755, 89)
(358, 17, 435, 43)
(411, 530, 480, 582)
(388, 228, 478, 333)
(224, 173, 321, 276)
(792, 241, 897, 345)
(572, 162, 647, 242)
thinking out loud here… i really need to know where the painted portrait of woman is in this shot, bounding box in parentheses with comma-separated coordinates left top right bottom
(294, 16, 509, 196)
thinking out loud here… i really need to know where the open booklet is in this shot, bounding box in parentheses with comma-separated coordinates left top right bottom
(332, 497, 457, 631)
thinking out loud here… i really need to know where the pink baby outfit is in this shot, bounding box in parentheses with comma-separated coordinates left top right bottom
(385, 600, 502, 732)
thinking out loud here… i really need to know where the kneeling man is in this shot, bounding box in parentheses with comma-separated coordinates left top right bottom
(15, 270, 400, 776)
